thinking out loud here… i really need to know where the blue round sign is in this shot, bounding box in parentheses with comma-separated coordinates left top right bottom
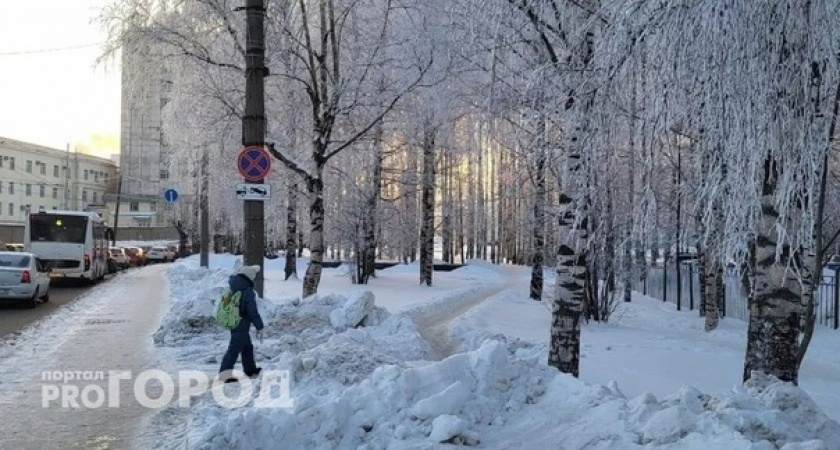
(164, 189, 179, 202)
(237, 146, 271, 182)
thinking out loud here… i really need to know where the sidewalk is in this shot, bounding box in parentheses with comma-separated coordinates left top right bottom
(0, 265, 170, 449)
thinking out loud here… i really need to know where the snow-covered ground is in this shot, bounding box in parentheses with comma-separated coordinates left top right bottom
(145, 255, 840, 449)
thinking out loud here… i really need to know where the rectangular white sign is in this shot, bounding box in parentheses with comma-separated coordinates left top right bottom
(236, 183, 271, 201)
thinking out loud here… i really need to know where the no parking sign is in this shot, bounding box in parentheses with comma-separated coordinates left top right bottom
(237, 146, 271, 182)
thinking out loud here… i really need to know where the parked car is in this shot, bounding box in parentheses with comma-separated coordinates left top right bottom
(5, 243, 24, 252)
(146, 246, 169, 263)
(123, 247, 146, 266)
(0, 251, 51, 308)
(165, 245, 178, 261)
(109, 248, 130, 270)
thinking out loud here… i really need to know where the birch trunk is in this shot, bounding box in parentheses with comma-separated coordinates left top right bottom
(743, 157, 802, 383)
(360, 122, 383, 284)
(549, 87, 593, 378)
(302, 172, 325, 297)
(530, 109, 547, 300)
(284, 178, 298, 280)
(419, 124, 436, 286)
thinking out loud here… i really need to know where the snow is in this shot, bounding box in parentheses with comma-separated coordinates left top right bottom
(143, 255, 840, 449)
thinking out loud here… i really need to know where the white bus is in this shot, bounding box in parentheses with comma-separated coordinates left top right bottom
(23, 210, 110, 284)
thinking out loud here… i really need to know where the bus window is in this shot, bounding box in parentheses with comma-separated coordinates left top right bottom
(29, 214, 88, 243)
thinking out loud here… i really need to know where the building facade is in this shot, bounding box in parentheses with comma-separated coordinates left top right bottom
(0, 137, 118, 225)
(117, 30, 194, 229)
(120, 30, 174, 198)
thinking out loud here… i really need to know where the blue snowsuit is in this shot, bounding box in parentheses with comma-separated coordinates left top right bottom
(219, 274, 264, 375)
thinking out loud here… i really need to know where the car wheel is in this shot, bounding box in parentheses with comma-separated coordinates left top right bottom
(25, 289, 38, 309)
(41, 289, 50, 302)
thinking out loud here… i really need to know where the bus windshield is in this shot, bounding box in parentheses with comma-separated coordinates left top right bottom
(29, 214, 88, 244)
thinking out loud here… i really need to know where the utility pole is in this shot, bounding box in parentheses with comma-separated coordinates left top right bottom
(64, 143, 70, 209)
(240, 0, 266, 295)
(200, 146, 209, 267)
(112, 171, 123, 246)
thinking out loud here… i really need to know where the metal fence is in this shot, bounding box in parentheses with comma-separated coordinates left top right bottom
(633, 263, 840, 329)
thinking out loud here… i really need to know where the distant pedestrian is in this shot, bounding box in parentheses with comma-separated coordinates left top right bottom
(218, 264, 264, 382)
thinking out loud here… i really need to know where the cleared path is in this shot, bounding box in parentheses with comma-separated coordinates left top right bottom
(411, 266, 520, 359)
(0, 265, 169, 449)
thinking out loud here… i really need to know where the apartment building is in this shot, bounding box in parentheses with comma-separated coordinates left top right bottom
(113, 29, 195, 229)
(0, 137, 118, 225)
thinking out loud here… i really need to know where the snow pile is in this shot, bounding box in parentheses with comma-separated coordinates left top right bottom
(188, 341, 840, 450)
(152, 264, 230, 345)
(192, 340, 547, 449)
(154, 261, 417, 356)
(448, 259, 505, 280)
(153, 260, 840, 450)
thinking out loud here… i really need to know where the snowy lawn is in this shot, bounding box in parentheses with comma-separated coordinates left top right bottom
(452, 271, 840, 422)
(147, 255, 840, 450)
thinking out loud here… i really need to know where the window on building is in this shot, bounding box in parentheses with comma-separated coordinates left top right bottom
(130, 201, 139, 212)
(94, 172, 100, 183)
(8, 203, 13, 215)
(52, 187, 58, 199)
(9, 182, 13, 194)
(84, 169, 89, 181)
(0, 156, 3, 168)
(9, 158, 14, 170)
(160, 169, 169, 180)
(26, 160, 32, 173)
(0, 182, 2, 193)
(0, 203, 2, 215)
(39, 185, 45, 198)
(25, 184, 31, 196)
(39, 162, 45, 175)
(149, 202, 157, 212)
(93, 192, 98, 203)
(52, 206, 57, 210)
(82, 190, 88, 202)
(53, 165, 59, 177)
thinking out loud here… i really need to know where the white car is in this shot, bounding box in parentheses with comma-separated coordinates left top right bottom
(0, 251, 51, 308)
(146, 246, 169, 263)
(109, 248, 129, 270)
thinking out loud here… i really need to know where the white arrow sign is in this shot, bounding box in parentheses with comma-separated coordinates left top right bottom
(236, 183, 271, 201)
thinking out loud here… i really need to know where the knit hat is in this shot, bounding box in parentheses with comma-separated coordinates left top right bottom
(237, 265, 261, 282)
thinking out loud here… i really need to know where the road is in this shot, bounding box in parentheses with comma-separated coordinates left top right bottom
(0, 276, 115, 338)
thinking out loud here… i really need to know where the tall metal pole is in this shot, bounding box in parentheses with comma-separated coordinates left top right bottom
(112, 171, 123, 246)
(64, 143, 70, 209)
(241, 0, 266, 295)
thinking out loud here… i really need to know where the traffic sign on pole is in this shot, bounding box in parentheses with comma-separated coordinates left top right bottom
(163, 189, 179, 202)
(236, 183, 271, 200)
(237, 146, 271, 182)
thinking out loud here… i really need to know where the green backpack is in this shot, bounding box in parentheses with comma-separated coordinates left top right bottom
(215, 290, 243, 330)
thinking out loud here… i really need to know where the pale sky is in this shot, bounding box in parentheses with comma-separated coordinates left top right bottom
(0, 0, 121, 159)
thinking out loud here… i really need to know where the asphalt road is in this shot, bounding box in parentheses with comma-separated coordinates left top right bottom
(0, 275, 115, 338)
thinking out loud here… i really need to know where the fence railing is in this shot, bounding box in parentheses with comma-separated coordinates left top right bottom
(632, 263, 840, 329)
